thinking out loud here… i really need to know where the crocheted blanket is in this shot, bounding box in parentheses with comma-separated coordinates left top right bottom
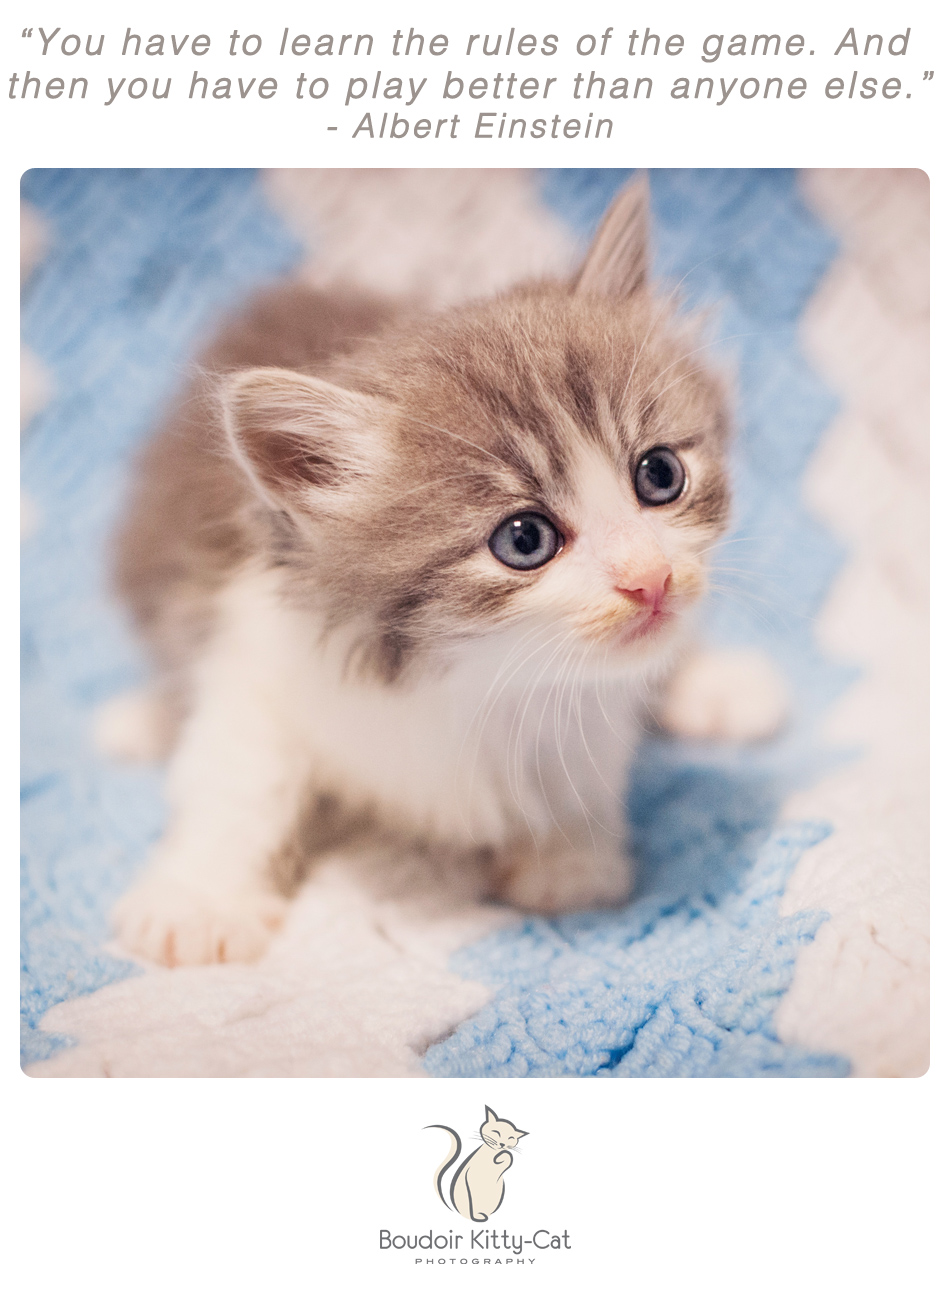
(21, 168, 927, 1076)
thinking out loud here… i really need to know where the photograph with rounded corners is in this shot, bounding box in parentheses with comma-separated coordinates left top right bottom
(20, 167, 928, 1077)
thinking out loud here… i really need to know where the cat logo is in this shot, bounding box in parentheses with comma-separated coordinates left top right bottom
(426, 1106, 528, 1222)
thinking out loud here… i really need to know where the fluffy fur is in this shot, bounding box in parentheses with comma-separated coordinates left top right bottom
(109, 181, 757, 967)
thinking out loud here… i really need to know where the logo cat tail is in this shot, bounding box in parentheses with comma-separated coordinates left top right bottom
(426, 1124, 462, 1211)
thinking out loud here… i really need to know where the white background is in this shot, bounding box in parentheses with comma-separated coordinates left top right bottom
(8, 2, 942, 1286)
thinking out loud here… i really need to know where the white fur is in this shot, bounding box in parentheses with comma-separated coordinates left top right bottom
(115, 562, 648, 964)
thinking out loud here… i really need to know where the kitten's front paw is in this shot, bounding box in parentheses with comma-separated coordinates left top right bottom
(113, 874, 287, 966)
(660, 648, 789, 742)
(493, 839, 633, 915)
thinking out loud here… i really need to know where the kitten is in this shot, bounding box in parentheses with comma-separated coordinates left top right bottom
(429, 1106, 527, 1222)
(107, 179, 779, 967)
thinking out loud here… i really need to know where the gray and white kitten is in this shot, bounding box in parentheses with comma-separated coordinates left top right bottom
(104, 180, 785, 966)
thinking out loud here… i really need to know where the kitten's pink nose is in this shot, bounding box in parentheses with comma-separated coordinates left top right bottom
(615, 565, 672, 612)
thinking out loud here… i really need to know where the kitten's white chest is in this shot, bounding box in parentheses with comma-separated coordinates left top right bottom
(215, 565, 639, 848)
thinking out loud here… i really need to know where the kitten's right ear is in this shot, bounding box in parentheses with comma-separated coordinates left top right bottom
(573, 175, 651, 299)
(221, 368, 387, 511)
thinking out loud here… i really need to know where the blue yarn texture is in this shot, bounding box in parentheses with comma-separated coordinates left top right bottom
(21, 169, 850, 1076)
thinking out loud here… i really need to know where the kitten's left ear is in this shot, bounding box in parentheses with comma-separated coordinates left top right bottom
(484, 1106, 499, 1123)
(574, 174, 651, 299)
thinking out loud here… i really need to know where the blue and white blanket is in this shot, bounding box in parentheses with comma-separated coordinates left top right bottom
(21, 168, 928, 1076)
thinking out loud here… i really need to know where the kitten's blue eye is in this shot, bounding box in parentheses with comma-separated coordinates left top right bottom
(488, 512, 562, 570)
(634, 447, 686, 506)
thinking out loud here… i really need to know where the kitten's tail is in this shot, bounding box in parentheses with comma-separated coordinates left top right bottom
(426, 1125, 461, 1211)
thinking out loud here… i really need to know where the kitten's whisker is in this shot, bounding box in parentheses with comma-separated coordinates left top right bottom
(465, 624, 563, 752)
(643, 362, 709, 409)
(504, 631, 576, 856)
(456, 626, 546, 785)
(655, 220, 776, 303)
(557, 643, 615, 838)
(703, 558, 777, 576)
(548, 638, 602, 843)
(704, 582, 804, 631)
(639, 331, 760, 406)
(697, 535, 762, 556)
(458, 624, 571, 834)
(706, 579, 791, 610)
(562, 646, 622, 844)
(515, 634, 578, 851)
(631, 668, 666, 732)
(591, 647, 638, 750)
(571, 642, 629, 821)
(616, 289, 731, 417)
(508, 633, 576, 852)
(708, 560, 785, 581)
(531, 641, 579, 853)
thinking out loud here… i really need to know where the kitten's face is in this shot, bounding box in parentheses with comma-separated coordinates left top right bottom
(226, 289, 730, 683)
(480, 1108, 526, 1151)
